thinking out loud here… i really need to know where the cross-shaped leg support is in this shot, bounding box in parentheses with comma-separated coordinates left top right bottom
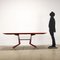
(13, 34, 37, 48)
(29, 34, 37, 48)
(13, 34, 21, 48)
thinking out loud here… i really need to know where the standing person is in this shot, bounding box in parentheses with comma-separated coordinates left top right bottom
(48, 11, 57, 48)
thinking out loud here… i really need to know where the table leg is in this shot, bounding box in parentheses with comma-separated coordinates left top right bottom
(13, 35, 21, 48)
(29, 35, 37, 48)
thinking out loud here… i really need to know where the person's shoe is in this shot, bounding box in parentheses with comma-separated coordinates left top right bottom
(48, 46, 58, 49)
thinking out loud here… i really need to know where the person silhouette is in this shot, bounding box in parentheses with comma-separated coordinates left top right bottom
(48, 11, 57, 48)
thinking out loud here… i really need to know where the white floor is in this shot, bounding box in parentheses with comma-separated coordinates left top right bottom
(0, 45, 60, 60)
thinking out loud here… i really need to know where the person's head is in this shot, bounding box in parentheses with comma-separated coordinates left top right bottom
(50, 11, 55, 17)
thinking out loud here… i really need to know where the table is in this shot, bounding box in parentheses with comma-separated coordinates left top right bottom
(4, 32, 46, 48)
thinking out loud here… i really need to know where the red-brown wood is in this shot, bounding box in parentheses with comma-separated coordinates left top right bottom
(4, 32, 46, 35)
(3, 32, 46, 48)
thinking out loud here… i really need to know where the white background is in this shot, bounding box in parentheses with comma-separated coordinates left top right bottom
(0, 0, 60, 46)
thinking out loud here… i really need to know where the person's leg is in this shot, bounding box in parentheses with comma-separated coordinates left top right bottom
(50, 32, 56, 47)
(48, 31, 57, 48)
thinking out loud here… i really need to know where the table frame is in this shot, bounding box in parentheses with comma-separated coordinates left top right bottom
(4, 33, 46, 48)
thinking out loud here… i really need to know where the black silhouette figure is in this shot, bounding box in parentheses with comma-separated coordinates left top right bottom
(48, 11, 57, 48)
